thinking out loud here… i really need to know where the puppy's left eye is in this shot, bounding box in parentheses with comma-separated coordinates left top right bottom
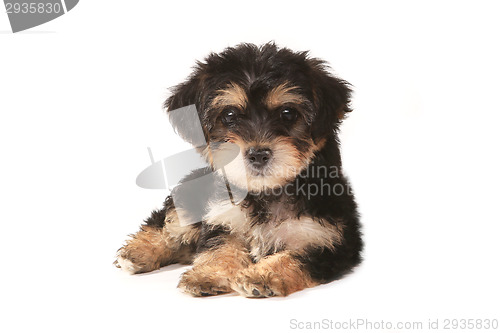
(280, 108, 297, 122)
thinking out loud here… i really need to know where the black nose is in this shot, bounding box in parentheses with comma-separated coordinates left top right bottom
(247, 147, 272, 168)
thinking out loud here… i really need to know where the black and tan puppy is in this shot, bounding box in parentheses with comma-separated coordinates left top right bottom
(115, 43, 363, 297)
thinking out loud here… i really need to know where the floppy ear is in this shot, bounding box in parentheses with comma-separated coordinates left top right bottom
(164, 70, 208, 147)
(308, 62, 352, 141)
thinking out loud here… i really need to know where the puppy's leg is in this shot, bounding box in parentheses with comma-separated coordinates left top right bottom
(178, 236, 251, 296)
(232, 251, 317, 297)
(115, 198, 200, 274)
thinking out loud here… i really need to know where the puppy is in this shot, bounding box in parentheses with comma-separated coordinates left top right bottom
(115, 43, 363, 297)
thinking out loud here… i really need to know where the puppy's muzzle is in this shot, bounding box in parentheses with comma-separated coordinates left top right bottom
(246, 147, 272, 169)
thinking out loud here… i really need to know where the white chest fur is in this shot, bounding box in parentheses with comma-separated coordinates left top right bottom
(204, 200, 343, 260)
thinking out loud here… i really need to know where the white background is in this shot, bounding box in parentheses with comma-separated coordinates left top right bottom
(1, 1, 499, 332)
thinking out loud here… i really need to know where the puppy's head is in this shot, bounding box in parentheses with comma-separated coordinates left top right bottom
(166, 43, 351, 193)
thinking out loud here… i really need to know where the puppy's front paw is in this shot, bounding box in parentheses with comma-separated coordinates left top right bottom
(232, 269, 282, 298)
(178, 269, 232, 297)
(114, 249, 143, 274)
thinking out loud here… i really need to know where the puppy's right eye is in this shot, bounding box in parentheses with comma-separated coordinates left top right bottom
(221, 108, 237, 126)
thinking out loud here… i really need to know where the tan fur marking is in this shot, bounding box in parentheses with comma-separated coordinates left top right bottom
(178, 236, 252, 296)
(211, 82, 247, 109)
(116, 208, 200, 274)
(265, 83, 306, 109)
(164, 208, 201, 243)
(115, 226, 174, 273)
(232, 251, 317, 297)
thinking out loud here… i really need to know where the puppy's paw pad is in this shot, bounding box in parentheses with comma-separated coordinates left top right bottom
(178, 270, 231, 297)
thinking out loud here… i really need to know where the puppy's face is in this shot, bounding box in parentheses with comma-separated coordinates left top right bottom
(166, 43, 351, 192)
(205, 81, 323, 192)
